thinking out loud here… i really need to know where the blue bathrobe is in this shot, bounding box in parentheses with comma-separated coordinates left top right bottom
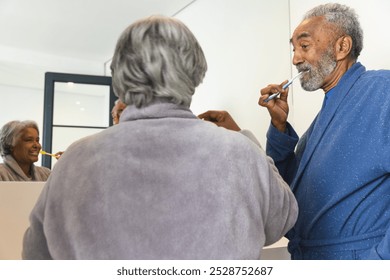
(266, 62, 390, 259)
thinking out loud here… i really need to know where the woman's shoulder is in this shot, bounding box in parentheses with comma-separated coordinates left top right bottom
(0, 163, 15, 181)
(33, 165, 51, 181)
(0, 162, 11, 173)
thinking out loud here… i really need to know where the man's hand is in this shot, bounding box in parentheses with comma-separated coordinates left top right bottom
(258, 81, 290, 132)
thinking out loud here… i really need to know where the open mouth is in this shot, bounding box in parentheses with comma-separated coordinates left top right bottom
(298, 69, 310, 74)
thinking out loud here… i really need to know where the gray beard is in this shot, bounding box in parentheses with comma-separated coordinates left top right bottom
(300, 50, 337, 91)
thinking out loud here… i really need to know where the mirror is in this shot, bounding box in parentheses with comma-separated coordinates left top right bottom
(0, 0, 194, 166)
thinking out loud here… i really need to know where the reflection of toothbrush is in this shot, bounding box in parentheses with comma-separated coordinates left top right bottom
(40, 150, 57, 157)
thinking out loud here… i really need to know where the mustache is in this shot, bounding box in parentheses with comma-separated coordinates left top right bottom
(296, 64, 312, 73)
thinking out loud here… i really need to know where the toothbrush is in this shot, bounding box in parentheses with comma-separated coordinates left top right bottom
(40, 150, 57, 157)
(264, 71, 307, 102)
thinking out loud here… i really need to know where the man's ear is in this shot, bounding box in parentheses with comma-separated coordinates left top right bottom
(335, 35, 353, 60)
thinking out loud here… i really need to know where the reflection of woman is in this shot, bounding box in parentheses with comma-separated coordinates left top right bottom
(0, 120, 51, 181)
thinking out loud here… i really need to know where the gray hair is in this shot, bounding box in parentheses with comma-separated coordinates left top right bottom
(303, 3, 363, 59)
(110, 15, 207, 108)
(0, 120, 39, 157)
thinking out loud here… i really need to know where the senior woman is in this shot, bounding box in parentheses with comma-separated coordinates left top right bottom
(23, 15, 297, 259)
(0, 120, 51, 181)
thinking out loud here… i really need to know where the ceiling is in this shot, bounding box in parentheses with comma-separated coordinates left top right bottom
(0, 0, 195, 63)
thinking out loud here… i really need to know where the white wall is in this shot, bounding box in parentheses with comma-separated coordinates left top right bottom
(177, 0, 291, 148)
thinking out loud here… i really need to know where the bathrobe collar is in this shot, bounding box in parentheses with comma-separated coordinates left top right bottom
(119, 98, 197, 123)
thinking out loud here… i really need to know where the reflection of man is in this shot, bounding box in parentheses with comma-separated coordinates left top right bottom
(111, 99, 127, 125)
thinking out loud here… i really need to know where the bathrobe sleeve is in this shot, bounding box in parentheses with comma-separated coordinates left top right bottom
(265, 122, 300, 185)
(22, 179, 53, 259)
(240, 128, 298, 245)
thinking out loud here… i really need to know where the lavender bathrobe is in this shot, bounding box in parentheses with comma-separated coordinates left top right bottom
(267, 62, 390, 259)
(23, 100, 297, 259)
(0, 155, 50, 181)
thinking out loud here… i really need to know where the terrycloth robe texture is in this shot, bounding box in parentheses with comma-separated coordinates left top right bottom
(22, 100, 297, 260)
(0, 155, 50, 181)
(266, 62, 390, 259)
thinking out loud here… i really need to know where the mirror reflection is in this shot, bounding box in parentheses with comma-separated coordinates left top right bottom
(53, 82, 110, 127)
(0, 0, 194, 166)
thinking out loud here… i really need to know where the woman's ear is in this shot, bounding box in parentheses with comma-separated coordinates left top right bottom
(335, 35, 353, 60)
